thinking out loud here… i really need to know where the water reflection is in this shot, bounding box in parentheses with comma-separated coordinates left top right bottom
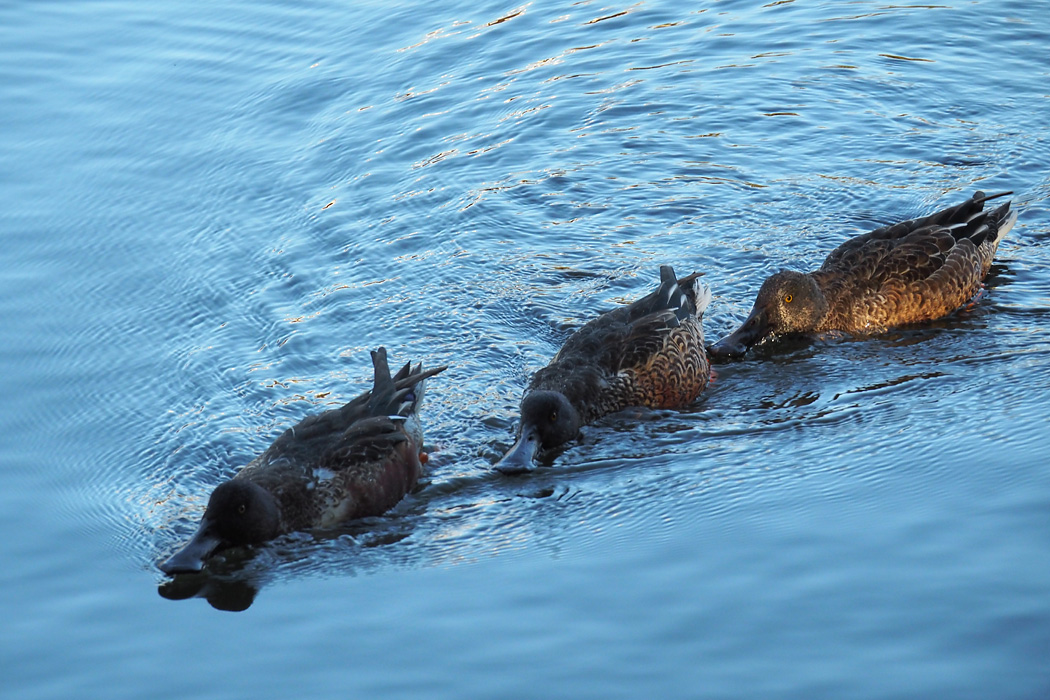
(159, 567, 262, 612)
(156, 522, 414, 611)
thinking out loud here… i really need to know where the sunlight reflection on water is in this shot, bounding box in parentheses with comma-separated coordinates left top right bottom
(1, 0, 1049, 697)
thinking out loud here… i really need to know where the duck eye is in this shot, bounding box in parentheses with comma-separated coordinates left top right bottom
(549, 411, 558, 423)
(784, 294, 793, 303)
(238, 504, 246, 515)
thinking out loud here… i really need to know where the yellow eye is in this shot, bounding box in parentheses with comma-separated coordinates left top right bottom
(549, 411, 558, 422)
(784, 294, 793, 303)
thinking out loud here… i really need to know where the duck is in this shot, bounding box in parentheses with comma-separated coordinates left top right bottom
(160, 347, 446, 574)
(496, 265, 712, 474)
(708, 190, 1017, 358)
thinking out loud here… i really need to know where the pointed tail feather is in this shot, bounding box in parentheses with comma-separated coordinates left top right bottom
(394, 363, 447, 390)
(394, 364, 447, 416)
(361, 350, 448, 417)
(658, 265, 679, 308)
(392, 360, 413, 383)
(991, 207, 1017, 247)
(973, 190, 1013, 206)
(966, 196, 1016, 248)
(669, 268, 710, 318)
(368, 347, 396, 415)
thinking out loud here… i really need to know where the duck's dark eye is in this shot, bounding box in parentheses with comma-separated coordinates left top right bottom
(237, 504, 246, 515)
(549, 411, 558, 423)
(784, 294, 793, 304)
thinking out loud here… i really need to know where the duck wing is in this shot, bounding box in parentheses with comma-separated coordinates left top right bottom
(615, 268, 710, 373)
(531, 266, 710, 417)
(548, 266, 705, 373)
(821, 191, 1012, 278)
(321, 348, 445, 468)
(819, 192, 1015, 328)
(251, 348, 445, 472)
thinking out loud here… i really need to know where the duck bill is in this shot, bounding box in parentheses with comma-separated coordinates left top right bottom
(494, 424, 540, 475)
(709, 306, 772, 359)
(160, 516, 223, 575)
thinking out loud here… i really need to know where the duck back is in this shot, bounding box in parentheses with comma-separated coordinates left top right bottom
(530, 265, 711, 422)
(817, 191, 1016, 331)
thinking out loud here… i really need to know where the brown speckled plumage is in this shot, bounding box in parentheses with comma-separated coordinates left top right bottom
(496, 265, 711, 473)
(710, 191, 1017, 358)
(530, 302, 709, 421)
(160, 348, 445, 574)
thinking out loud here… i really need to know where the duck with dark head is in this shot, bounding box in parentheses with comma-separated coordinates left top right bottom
(160, 347, 446, 575)
(496, 265, 712, 474)
(709, 190, 1017, 359)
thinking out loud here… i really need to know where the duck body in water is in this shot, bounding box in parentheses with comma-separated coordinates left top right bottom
(160, 348, 446, 574)
(496, 265, 712, 474)
(709, 191, 1017, 358)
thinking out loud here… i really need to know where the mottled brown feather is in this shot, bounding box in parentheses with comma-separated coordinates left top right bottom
(710, 191, 1016, 357)
(528, 266, 711, 425)
(814, 192, 1013, 331)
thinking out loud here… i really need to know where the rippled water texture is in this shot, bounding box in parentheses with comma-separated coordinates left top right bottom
(1, 0, 1048, 698)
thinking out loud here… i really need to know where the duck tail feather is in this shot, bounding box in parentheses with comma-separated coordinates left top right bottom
(657, 265, 679, 308)
(973, 190, 1013, 206)
(391, 360, 413, 383)
(992, 208, 1018, 246)
(670, 269, 709, 317)
(393, 364, 448, 415)
(394, 364, 447, 390)
(692, 281, 712, 317)
(368, 347, 396, 415)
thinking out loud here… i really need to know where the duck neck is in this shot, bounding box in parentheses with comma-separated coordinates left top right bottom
(805, 271, 835, 330)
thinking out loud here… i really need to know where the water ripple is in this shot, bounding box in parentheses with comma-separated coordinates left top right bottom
(3, 0, 1048, 639)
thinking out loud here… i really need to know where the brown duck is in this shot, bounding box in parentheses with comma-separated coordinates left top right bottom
(496, 265, 712, 474)
(160, 347, 446, 574)
(709, 191, 1017, 358)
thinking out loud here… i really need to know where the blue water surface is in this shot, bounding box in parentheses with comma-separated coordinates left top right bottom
(1, 0, 1048, 698)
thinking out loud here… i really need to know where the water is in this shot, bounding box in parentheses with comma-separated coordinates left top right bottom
(2, 0, 1048, 697)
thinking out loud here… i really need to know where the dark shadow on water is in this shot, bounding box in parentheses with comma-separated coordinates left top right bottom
(157, 544, 265, 611)
(156, 524, 414, 611)
(159, 571, 260, 613)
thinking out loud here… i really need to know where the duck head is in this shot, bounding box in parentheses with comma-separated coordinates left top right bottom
(495, 390, 581, 474)
(160, 479, 280, 575)
(709, 270, 828, 358)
